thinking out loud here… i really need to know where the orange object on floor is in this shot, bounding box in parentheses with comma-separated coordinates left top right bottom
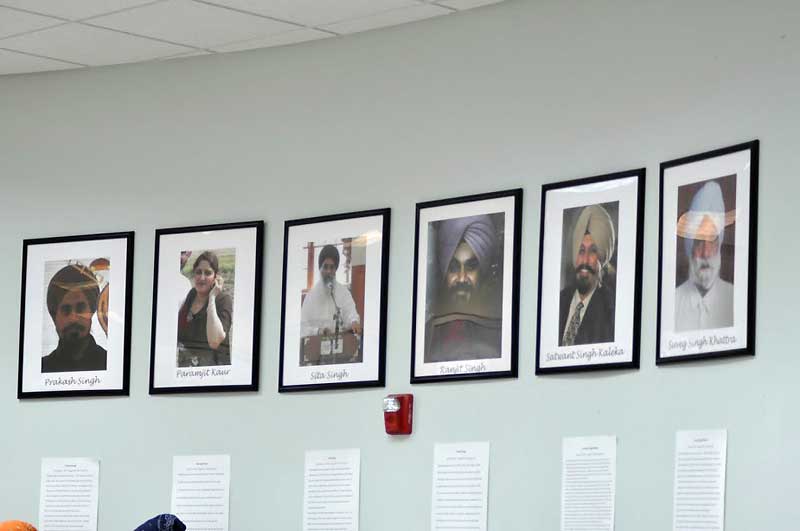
(0, 522, 37, 531)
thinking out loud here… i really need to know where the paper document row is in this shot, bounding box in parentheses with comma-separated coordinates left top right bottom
(37, 432, 726, 531)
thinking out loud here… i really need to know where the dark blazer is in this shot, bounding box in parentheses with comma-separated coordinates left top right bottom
(558, 284, 615, 346)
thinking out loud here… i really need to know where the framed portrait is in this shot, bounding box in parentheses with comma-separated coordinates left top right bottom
(149, 221, 263, 393)
(657, 140, 759, 363)
(279, 208, 390, 392)
(411, 189, 522, 383)
(536, 169, 645, 374)
(18, 232, 134, 399)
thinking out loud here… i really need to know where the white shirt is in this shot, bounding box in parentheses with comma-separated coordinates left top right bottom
(674, 278, 734, 332)
(300, 280, 360, 338)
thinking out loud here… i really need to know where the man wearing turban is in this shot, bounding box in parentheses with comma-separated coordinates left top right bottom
(425, 214, 503, 362)
(300, 244, 362, 362)
(0, 522, 37, 531)
(674, 180, 734, 331)
(558, 204, 617, 346)
(41, 263, 107, 373)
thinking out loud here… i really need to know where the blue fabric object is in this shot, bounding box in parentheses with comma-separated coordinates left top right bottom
(683, 180, 726, 257)
(134, 514, 186, 531)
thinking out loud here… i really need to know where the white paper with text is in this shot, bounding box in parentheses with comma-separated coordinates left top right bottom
(171, 455, 231, 531)
(431, 441, 490, 531)
(673, 430, 727, 531)
(303, 448, 361, 531)
(39, 457, 100, 531)
(561, 436, 617, 531)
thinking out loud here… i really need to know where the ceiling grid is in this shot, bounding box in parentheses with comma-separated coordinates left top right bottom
(0, 0, 504, 75)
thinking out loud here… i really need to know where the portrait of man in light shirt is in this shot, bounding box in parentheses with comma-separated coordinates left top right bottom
(674, 179, 736, 332)
(300, 244, 361, 339)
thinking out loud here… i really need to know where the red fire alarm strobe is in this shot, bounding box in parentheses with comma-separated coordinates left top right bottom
(383, 394, 413, 435)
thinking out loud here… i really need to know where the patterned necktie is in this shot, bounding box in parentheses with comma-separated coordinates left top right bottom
(562, 301, 584, 346)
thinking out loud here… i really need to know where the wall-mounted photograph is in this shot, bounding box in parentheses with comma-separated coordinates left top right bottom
(657, 140, 759, 363)
(150, 221, 263, 393)
(18, 232, 134, 398)
(411, 189, 522, 383)
(536, 170, 645, 373)
(279, 209, 390, 391)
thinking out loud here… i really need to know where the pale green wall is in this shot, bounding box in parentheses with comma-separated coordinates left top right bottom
(1, 0, 798, 528)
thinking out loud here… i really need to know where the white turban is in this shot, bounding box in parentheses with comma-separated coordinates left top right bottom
(572, 205, 616, 269)
(437, 214, 498, 276)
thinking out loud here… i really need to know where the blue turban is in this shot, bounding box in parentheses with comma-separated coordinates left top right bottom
(436, 214, 498, 276)
(678, 181, 731, 257)
(134, 514, 186, 531)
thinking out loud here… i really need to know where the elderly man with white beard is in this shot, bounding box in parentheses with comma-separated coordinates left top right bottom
(674, 180, 735, 331)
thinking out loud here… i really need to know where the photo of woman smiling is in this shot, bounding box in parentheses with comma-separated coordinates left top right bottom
(177, 249, 234, 367)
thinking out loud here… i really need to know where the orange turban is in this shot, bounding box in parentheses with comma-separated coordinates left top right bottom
(0, 522, 37, 531)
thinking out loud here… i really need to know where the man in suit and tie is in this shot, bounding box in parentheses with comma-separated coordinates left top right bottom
(558, 204, 617, 346)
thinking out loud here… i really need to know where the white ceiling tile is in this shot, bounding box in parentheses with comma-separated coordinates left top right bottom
(320, 4, 450, 35)
(0, 0, 501, 74)
(90, 0, 298, 49)
(203, 0, 417, 27)
(0, 23, 192, 65)
(0, 48, 78, 74)
(211, 28, 330, 53)
(0, 0, 160, 21)
(436, 0, 503, 10)
(0, 7, 63, 38)
(158, 49, 212, 60)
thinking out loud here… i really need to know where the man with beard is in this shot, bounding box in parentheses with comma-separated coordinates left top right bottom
(674, 180, 734, 331)
(300, 244, 361, 339)
(558, 204, 616, 346)
(41, 263, 107, 373)
(425, 214, 502, 362)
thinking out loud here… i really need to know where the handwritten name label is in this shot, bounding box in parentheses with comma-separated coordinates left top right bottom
(668, 334, 737, 353)
(176, 367, 232, 379)
(310, 369, 350, 382)
(439, 362, 487, 375)
(545, 345, 625, 363)
(44, 376, 102, 387)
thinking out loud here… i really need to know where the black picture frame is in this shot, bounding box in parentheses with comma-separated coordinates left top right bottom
(410, 189, 522, 384)
(279, 208, 390, 392)
(535, 169, 645, 374)
(656, 140, 759, 364)
(149, 220, 263, 394)
(18, 231, 134, 399)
